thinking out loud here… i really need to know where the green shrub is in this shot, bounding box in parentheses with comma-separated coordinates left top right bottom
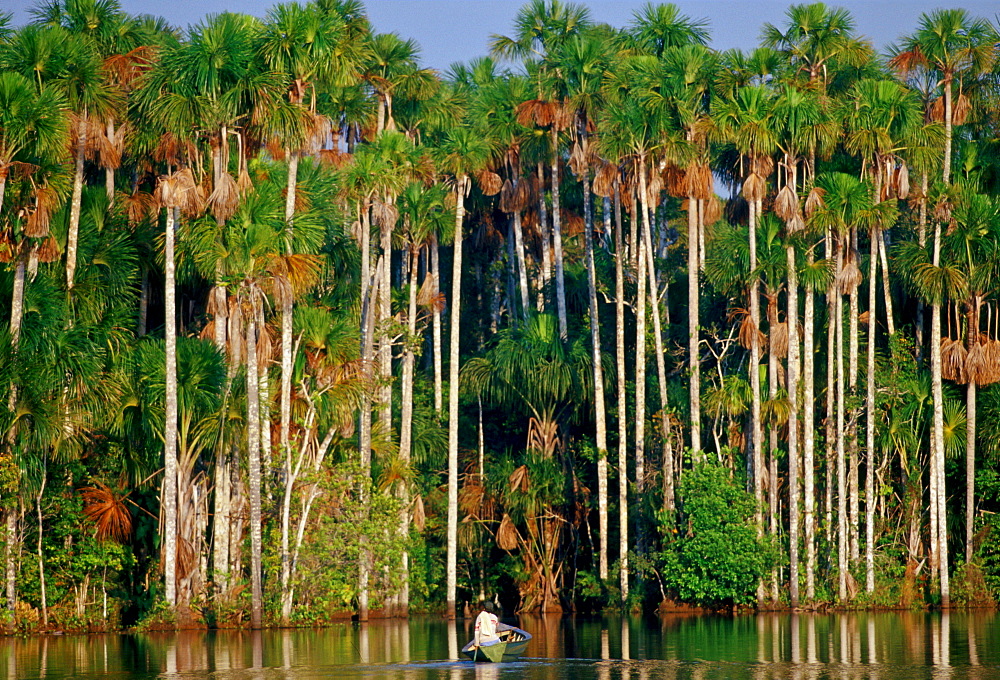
(657, 463, 772, 609)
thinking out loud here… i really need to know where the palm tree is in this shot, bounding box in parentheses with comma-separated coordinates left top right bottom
(435, 124, 493, 618)
(894, 11, 997, 607)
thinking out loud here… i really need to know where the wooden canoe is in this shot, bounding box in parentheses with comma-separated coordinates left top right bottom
(461, 622, 532, 662)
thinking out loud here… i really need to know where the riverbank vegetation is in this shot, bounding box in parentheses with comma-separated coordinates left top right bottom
(1, 0, 1000, 631)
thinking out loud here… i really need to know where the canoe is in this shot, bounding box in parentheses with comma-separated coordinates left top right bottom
(461, 622, 532, 662)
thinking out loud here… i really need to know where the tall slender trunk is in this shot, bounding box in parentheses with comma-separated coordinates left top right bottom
(163, 206, 179, 607)
(803, 249, 816, 601)
(878, 234, 895, 336)
(398, 245, 419, 616)
(446, 176, 468, 618)
(836, 241, 848, 600)
(66, 111, 87, 290)
(688, 193, 701, 454)
(931, 220, 949, 607)
(749, 198, 764, 602)
(431, 235, 443, 413)
(787, 241, 800, 609)
(247, 295, 263, 629)
(4, 508, 16, 611)
(614, 180, 629, 597)
(538, 162, 551, 312)
(824, 228, 836, 554)
(281, 150, 299, 503)
(358, 256, 381, 622)
(916, 174, 928, 360)
(865, 221, 878, 593)
(642, 178, 673, 503)
(513, 209, 530, 322)
(582, 166, 608, 582)
(965, 299, 978, 564)
(635, 165, 650, 495)
(379, 199, 393, 438)
(36, 471, 47, 627)
(848, 229, 860, 564)
(105, 120, 116, 202)
(767, 293, 779, 604)
(551, 131, 567, 338)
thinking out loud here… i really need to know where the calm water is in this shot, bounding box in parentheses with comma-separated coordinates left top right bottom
(1, 612, 997, 680)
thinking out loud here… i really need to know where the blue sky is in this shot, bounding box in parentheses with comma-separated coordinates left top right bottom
(5, 1, 999, 72)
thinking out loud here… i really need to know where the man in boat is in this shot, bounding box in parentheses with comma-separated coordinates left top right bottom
(473, 601, 500, 649)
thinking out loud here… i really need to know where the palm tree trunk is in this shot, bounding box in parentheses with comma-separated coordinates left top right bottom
(931, 220, 949, 607)
(105, 121, 116, 202)
(749, 198, 764, 602)
(537, 162, 551, 312)
(836, 241, 848, 601)
(804, 250, 816, 601)
(635, 164, 650, 495)
(358, 255, 382, 622)
(398, 245, 420, 615)
(66, 112, 87, 291)
(614, 180, 629, 597)
(247, 296, 264, 629)
(824, 228, 836, 551)
(513, 209, 530, 322)
(36, 471, 47, 627)
(446, 176, 468, 618)
(379, 201, 393, 438)
(787, 242, 800, 609)
(281, 150, 299, 496)
(551, 131, 567, 338)
(164, 205, 179, 607)
(878, 234, 895, 336)
(582, 168, 609, 582)
(687, 194, 701, 455)
(848, 236, 860, 566)
(865, 223, 878, 594)
(432, 234, 443, 413)
(643, 182, 674, 499)
(4, 507, 16, 612)
(916, 174, 928, 360)
(767, 293, 779, 604)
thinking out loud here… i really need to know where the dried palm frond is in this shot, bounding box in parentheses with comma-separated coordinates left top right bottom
(743, 172, 765, 202)
(459, 480, 487, 517)
(508, 465, 530, 493)
(23, 184, 58, 238)
(686, 162, 714, 200)
(952, 94, 971, 125)
(752, 155, 775, 178)
(176, 536, 196, 580)
(208, 171, 240, 222)
(984, 337, 1000, 385)
(933, 200, 953, 224)
(568, 141, 587, 178)
(121, 190, 157, 225)
(770, 321, 789, 358)
(80, 482, 132, 542)
(319, 149, 351, 168)
(499, 179, 516, 213)
(478, 170, 502, 196)
(237, 167, 253, 194)
(804, 186, 826, 218)
(774, 184, 799, 221)
(561, 210, 584, 237)
(554, 99, 575, 131)
(496, 514, 520, 551)
(593, 161, 617, 198)
(732, 309, 765, 350)
(664, 164, 687, 198)
(785, 212, 805, 234)
(527, 416, 561, 457)
(412, 495, 426, 532)
(859, 310, 871, 326)
(702, 195, 722, 226)
(940, 336, 967, 383)
(966, 340, 988, 386)
(37, 236, 61, 263)
(516, 99, 555, 128)
(895, 163, 910, 200)
(371, 199, 398, 228)
(837, 258, 863, 294)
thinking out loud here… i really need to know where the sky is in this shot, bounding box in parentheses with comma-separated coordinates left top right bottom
(4, 0, 999, 72)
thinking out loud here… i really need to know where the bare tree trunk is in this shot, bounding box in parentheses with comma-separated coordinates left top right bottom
(513, 209, 530, 322)
(614, 181, 629, 597)
(247, 296, 263, 629)
(687, 196, 701, 454)
(105, 120, 116, 202)
(4, 508, 16, 612)
(66, 112, 87, 290)
(36, 473, 47, 627)
(358, 256, 381, 622)
(750, 198, 764, 603)
(848, 230, 860, 564)
(398, 245, 420, 616)
(551, 132, 567, 338)
(635, 165, 650, 494)
(931, 220, 949, 607)
(379, 199, 393, 439)
(446, 176, 468, 619)
(804, 250, 816, 601)
(787, 241, 800, 609)
(164, 206, 179, 607)
(537, 162, 551, 312)
(280, 150, 299, 510)
(836, 242, 848, 601)
(582, 167, 609, 582)
(865, 222, 878, 594)
(432, 235, 443, 413)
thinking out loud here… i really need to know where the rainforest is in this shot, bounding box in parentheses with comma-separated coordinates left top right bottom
(1, 0, 999, 632)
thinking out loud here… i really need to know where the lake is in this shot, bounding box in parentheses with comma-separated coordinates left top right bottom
(0, 611, 996, 679)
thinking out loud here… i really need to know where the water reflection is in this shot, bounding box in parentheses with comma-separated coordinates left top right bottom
(0, 611, 994, 679)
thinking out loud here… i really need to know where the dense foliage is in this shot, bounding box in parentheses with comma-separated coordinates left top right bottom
(1, 0, 1000, 630)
